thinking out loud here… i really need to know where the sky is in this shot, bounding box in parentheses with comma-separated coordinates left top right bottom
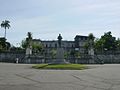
(0, 0, 120, 46)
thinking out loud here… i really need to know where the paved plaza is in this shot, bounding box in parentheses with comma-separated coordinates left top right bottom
(0, 63, 120, 90)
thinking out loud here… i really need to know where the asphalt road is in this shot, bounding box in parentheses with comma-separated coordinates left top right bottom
(0, 63, 120, 90)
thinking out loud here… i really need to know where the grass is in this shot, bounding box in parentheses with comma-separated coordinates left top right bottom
(32, 64, 87, 70)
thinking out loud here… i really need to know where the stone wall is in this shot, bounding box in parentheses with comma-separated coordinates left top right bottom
(0, 52, 25, 63)
(0, 51, 120, 64)
(66, 54, 120, 64)
(94, 55, 120, 64)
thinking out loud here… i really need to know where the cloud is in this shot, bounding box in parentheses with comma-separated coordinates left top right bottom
(1, 0, 120, 45)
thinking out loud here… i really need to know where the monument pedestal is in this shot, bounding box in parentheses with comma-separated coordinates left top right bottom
(49, 48, 69, 64)
(24, 47, 32, 64)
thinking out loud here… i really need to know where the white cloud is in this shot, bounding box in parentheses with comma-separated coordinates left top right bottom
(1, 0, 120, 45)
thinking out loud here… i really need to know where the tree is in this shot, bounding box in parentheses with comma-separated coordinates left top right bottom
(94, 38, 103, 52)
(116, 38, 120, 51)
(0, 38, 11, 51)
(84, 33, 95, 54)
(10, 46, 23, 51)
(88, 33, 95, 41)
(64, 51, 70, 59)
(21, 32, 43, 54)
(6, 42, 11, 50)
(94, 31, 116, 52)
(21, 32, 33, 49)
(1, 20, 11, 39)
(50, 49, 57, 59)
(0, 38, 6, 50)
(21, 39, 28, 49)
(32, 42, 43, 54)
(69, 50, 81, 58)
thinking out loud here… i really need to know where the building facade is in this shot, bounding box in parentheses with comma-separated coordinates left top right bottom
(74, 35, 88, 53)
(33, 35, 88, 55)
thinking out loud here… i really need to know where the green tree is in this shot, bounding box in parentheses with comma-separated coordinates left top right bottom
(6, 42, 11, 50)
(50, 49, 57, 59)
(1, 20, 10, 39)
(0, 38, 11, 51)
(32, 42, 43, 54)
(116, 38, 120, 50)
(84, 33, 95, 53)
(64, 51, 70, 59)
(69, 50, 81, 58)
(21, 39, 27, 49)
(21, 32, 33, 49)
(0, 38, 6, 50)
(21, 32, 43, 54)
(95, 31, 116, 52)
(94, 38, 103, 51)
(10, 46, 23, 51)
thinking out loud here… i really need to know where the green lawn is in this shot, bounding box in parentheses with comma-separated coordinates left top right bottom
(32, 64, 87, 70)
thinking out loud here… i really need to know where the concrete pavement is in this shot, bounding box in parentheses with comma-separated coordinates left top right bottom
(0, 63, 120, 90)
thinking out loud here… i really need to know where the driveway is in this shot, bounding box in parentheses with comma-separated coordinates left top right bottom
(0, 63, 120, 90)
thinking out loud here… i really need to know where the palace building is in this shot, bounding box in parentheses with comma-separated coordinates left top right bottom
(32, 35, 89, 54)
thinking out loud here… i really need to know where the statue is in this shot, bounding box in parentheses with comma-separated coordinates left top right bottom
(57, 34, 62, 48)
(49, 34, 69, 64)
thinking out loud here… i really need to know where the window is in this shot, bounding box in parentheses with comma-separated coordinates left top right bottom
(49, 44, 51, 47)
(72, 44, 74, 48)
(55, 44, 57, 48)
(46, 44, 48, 48)
(81, 37, 83, 40)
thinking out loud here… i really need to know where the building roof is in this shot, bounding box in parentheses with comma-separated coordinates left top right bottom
(41, 40, 74, 43)
(74, 35, 88, 39)
(32, 39, 41, 42)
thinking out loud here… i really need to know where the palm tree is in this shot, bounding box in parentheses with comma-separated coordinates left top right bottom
(1, 20, 11, 39)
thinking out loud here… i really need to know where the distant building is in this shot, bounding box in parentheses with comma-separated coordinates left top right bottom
(32, 35, 88, 54)
(74, 35, 88, 53)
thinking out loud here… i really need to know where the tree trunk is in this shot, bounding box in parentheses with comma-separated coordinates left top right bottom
(4, 28, 6, 39)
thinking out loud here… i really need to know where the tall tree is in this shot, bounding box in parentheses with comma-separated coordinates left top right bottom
(95, 31, 116, 51)
(1, 20, 11, 39)
(21, 32, 43, 54)
(32, 42, 43, 54)
(84, 33, 95, 52)
(21, 32, 33, 49)
(0, 38, 6, 50)
(115, 38, 120, 51)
